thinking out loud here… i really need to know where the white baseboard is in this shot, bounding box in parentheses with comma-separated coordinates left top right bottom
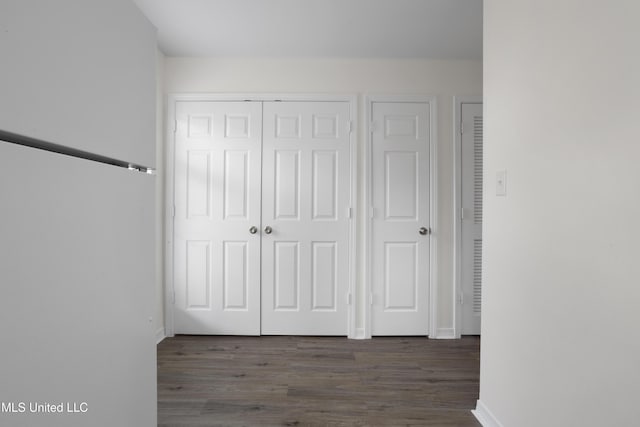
(472, 400, 504, 427)
(155, 327, 166, 344)
(352, 328, 367, 339)
(433, 328, 456, 339)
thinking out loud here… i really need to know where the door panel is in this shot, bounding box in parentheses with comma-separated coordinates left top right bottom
(385, 151, 418, 219)
(384, 242, 418, 310)
(312, 151, 338, 220)
(223, 241, 248, 310)
(273, 241, 300, 310)
(261, 101, 351, 335)
(274, 150, 301, 219)
(223, 151, 249, 219)
(312, 242, 337, 310)
(186, 151, 211, 218)
(461, 103, 483, 335)
(186, 240, 211, 309)
(371, 102, 430, 335)
(174, 101, 262, 335)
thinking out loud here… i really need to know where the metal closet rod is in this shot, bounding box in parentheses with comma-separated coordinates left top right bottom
(0, 128, 154, 174)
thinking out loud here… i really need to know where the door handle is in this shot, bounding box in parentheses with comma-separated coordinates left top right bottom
(264, 226, 273, 235)
(419, 227, 430, 235)
(249, 226, 258, 234)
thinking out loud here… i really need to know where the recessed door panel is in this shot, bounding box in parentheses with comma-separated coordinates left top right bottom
(186, 241, 210, 309)
(223, 241, 248, 310)
(225, 115, 250, 138)
(371, 101, 431, 336)
(273, 242, 300, 311)
(384, 243, 417, 311)
(384, 115, 418, 139)
(313, 115, 339, 139)
(274, 150, 300, 220)
(188, 115, 212, 138)
(224, 150, 249, 220)
(275, 115, 301, 139)
(186, 151, 210, 218)
(312, 150, 338, 220)
(312, 242, 337, 311)
(385, 151, 418, 220)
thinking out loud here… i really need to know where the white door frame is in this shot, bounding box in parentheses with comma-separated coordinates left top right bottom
(364, 94, 438, 339)
(164, 93, 358, 338)
(453, 95, 482, 338)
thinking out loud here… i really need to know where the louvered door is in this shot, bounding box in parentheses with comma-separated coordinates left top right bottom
(461, 102, 483, 335)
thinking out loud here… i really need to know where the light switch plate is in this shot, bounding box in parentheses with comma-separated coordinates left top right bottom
(496, 170, 507, 196)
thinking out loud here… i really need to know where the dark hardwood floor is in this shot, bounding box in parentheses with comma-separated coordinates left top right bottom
(158, 336, 481, 426)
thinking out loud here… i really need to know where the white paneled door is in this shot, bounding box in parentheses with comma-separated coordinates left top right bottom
(371, 101, 431, 335)
(261, 102, 351, 335)
(174, 101, 263, 334)
(461, 102, 483, 335)
(172, 100, 351, 336)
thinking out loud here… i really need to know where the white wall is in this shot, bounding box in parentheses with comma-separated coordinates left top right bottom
(479, 1, 640, 426)
(0, 144, 156, 427)
(0, 1, 157, 426)
(164, 57, 482, 335)
(0, 0, 156, 167)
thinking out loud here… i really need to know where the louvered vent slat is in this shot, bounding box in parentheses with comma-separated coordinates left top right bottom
(473, 239, 482, 314)
(473, 116, 483, 225)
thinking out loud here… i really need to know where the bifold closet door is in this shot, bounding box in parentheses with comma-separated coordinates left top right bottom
(261, 101, 351, 335)
(173, 101, 262, 335)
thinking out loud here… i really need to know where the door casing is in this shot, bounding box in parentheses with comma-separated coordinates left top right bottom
(363, 94, 438, 339)
(164, 94, 358, 338)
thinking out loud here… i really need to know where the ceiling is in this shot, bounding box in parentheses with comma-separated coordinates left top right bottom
(133, 0, 483, 59)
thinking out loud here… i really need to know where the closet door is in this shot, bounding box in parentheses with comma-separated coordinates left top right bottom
(261, 101, 351, 335)
(173, 101, 262, 335)
(370, 101, 431, 335)
(461, 102, 483, 335)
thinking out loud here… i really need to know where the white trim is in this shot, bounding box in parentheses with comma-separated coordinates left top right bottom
(363, 96, 374, 339)
(164, 93, 357, 103)
(164, 96, 177, 338)
(164, 93, 358, 338)
(453, 96, 482, 338)
(364, 94, 438, 338)
(434, 328, 456, 339)
(346, 95, 359, 339)
(472, 400, 505, 427)
(155, 327, 166, 345)
(353, 328, 367, 340)
(428, 97, 439, 339)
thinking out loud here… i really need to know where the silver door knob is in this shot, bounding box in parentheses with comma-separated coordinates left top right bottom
(249, 226, 258, 234)
(419, 227, 430, 235)
(264, 226, 273, 235)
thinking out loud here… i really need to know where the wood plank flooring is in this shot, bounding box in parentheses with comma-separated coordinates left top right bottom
(158, 336, 481, 426)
